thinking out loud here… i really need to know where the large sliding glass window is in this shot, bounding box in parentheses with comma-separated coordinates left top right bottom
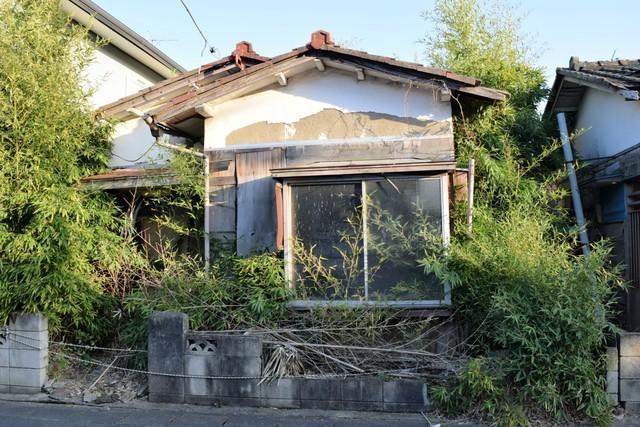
(286, 175, 449, 306)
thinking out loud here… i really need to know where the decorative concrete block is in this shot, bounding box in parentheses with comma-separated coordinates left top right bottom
(607, 347, 619, 372)
(608, 371, 619, 393)
(148, 311, 188, 403)
(620, 379, 640, 402)
(621, 357, 640, 379)
(9, 313, 47, 332)
(620, 333, 640, 357)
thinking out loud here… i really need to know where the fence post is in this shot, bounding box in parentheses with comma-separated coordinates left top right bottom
(0, 313, 48, 394)
(148, 311, 188, 403)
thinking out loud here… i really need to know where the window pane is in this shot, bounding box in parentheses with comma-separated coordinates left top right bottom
(367, 177, 444, 300)
(291, 183, 365, 299)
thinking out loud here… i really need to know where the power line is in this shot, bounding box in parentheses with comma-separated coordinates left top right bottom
(178, 0, 215, 56)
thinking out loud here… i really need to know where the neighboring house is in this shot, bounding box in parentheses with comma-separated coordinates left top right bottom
(61, 0, 185, 167)
(545, 57, 640, 330)
(95, 30, 506, 308)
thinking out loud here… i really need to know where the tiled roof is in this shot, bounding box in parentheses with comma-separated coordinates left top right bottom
(545, 57, 640, 118)
(98, 30, 508, 128)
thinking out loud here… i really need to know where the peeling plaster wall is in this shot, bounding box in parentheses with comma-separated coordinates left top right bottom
(204, 69, 452, 150)
(86, 45, 170, 169)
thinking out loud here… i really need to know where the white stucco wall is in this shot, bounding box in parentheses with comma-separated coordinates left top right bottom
(86, 47, 160, 109)
(109, 119, 170, 168)
(84, 45, 169, 168)
(204, 69, 452, 150)
(574, 88, 640, 159)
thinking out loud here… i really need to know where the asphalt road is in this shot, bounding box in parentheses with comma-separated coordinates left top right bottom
(0, 400, 460, 427)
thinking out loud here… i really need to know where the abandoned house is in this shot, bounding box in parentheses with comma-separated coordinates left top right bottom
(89, 30, 507, 308)
(545, 57, 640, 330)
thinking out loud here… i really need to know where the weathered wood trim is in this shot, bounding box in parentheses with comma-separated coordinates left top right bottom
(271, 161, 455, 178)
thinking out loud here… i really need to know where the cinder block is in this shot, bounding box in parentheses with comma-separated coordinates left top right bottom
(0, 385, 9, 394)
(620, 379, 640, 401)
(149, 392, 185, 403)
(608, 371, 619, 393)
(216, 379, 259, 398)
(260, 379, 301, 408)
(218, 395, 262, 407)
(9, 349, 47, 369)
(341, 400, 384, 411)
(383, 402, 430, 412)
(219, 356, 261, 377)
(383, 379, 428, 405)
(9, 385, 40, 394)
(624, 401, 640, 414)
(301, 378, 342, 402)
(609, 393, 619, 406)
(148, 312, 188, 399)
(7, 331, 48, 351)
(0, 367, 9, 386)
(184, 394, 220, 406)
(0, 349, 8, 367)
(211, 335, 262, 357)
(620, 333, 640, 357)
(607, 347, 619, 372)
(9, 313, 47, 332)
(184, 354, 220, 397)
(9, 367, 46, 388)
(621, 357, 640, 379)
(342, 377, 383, 403)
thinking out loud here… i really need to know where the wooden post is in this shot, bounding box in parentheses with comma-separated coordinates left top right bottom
(467, 159, 475, 235)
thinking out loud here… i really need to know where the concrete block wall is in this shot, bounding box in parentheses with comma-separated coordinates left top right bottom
(0, 313, 48, 394)
(620, 332, 640, 411)
(148, 311, 428, 412)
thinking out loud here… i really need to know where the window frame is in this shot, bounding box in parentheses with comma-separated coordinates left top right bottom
(283, 173, 451, 309)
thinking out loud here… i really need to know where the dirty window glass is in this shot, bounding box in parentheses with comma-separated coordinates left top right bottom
(367, 178, 444, 300)
(289, 176, 445, 303)
(291, 183, 364, 299)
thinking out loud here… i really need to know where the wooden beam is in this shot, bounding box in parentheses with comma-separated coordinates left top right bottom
(195, 103, 216, 118)
(275, 72, 287, 86)
(314, 58, 325, 72)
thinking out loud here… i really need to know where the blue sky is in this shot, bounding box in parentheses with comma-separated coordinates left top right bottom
(95, 0, 640, 86)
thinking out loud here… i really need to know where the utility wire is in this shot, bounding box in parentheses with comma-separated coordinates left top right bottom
(178, 0, 215, 56)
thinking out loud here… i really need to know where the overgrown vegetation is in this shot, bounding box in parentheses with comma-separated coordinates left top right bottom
(0, 0, 135, 340)
(423, 1, 623, 425)
(0, 1, 624, 425)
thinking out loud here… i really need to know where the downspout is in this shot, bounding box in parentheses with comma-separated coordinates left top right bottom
(557, 112, 590, 255)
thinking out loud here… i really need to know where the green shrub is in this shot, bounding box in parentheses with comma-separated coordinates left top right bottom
(121, 251, 292, 360)
(422, 1, 624, 425)
(0, 0, 135, 338)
